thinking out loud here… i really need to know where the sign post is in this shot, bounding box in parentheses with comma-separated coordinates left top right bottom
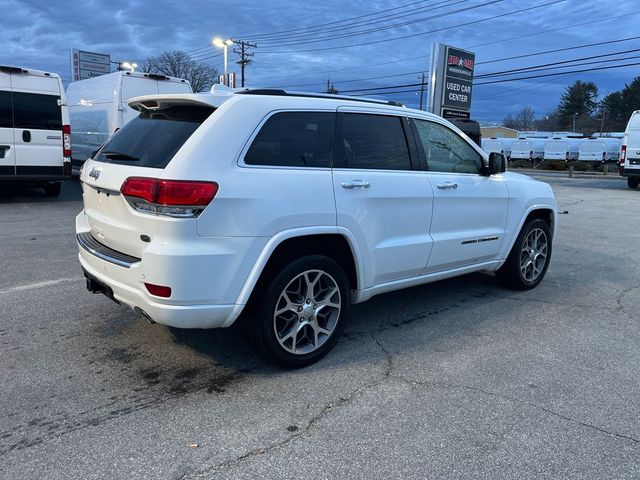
(427, 43, 475, 119)
(71, 49, 111, 81)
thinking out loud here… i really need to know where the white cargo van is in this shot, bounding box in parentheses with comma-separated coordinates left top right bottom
(510, 139, 534, 161)
(0, 66, 71, 196)
(544, 139, 570, 161)
(602, 137, 622, 163)
(481, 138, 504, 155)
(66, 71, 191, 173)
(620, 110, 640, 188)
(578, 139, 605, 163)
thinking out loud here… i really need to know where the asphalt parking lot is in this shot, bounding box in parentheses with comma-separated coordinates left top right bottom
(1, 174, 639, 480)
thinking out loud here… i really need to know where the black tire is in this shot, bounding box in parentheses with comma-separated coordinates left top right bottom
(246, 255, 350, 368)
(628, 177, 639, 189)
(44, 182, 61, 197)
(496, 218, 552, 290)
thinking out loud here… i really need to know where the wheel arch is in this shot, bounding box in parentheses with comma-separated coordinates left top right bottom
(499, 205, 556, 265)
(235, 227, 362, 308)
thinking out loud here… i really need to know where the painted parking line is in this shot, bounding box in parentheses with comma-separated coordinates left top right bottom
(0, 277, 82, 295)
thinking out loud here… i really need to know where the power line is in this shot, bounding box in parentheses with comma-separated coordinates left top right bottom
(231, 0, 438, 40)
(251, 10, 638, 84)
(257, 0, 567, 54)
(256, 0, 483, 48)
(246, 0, 461, 43)
(478, 35, 640, 65)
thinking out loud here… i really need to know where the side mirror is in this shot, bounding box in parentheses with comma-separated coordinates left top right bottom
(488, 152, 507, 175)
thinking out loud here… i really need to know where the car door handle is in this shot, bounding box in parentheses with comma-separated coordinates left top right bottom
(437, 182, 458, 190)
(341, 180, 371, 189)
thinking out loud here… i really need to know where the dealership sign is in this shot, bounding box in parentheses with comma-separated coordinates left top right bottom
(71, 49, 111, 81)
(427, 43, 475, 119)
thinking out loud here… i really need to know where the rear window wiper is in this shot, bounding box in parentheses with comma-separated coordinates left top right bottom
(102, 151, 140, 161)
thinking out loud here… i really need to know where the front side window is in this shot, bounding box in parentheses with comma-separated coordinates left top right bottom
(337, 113, 411, 170)
(245, 112, 335, 168)
(414, 119, 482, 174)
(12, 92, 62, 130)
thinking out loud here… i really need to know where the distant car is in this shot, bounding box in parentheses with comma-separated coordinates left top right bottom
(76, 89, 557, 367)
(0, 65, 71, 196)
(620, 111, 640, 189)
(66, 71, 192, 174)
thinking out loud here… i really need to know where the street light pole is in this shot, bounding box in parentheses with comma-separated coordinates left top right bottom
(213, 37, 234, 84)
(573, 112, 577, 133)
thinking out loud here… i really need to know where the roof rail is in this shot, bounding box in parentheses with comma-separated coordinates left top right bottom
(235, 89, 405, 107)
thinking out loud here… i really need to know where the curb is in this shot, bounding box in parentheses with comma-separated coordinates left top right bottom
(511, 169, 625, 180)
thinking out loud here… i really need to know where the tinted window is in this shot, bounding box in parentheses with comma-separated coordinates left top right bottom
(0, 90, 12, 128)
(94, 105, 213, 169)
(414, 119, 482, 174)
(245, 112, 335, 168)
(13, 92, 61, 130)
(337, 113, 411, 170)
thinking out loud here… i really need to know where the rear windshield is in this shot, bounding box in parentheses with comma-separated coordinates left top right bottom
(94, 105, 213, 169)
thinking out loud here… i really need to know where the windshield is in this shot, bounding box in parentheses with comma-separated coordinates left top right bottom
(94, 105, 214, 169)
(546, 141, 568, 153)
(580, 142, 604, 153)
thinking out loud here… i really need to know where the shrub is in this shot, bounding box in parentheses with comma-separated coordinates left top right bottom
(508, 160, 533, 169)
(536, 160, 568, 171)
(567, 161, 589, 171)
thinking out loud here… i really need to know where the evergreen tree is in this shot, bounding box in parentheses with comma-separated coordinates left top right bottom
(554, 81, 599, 130)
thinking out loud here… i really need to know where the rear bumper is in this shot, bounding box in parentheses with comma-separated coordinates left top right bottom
(79, 254, 242, 328)
(75, 211, 257, 329)
(621, 166, 640, 177)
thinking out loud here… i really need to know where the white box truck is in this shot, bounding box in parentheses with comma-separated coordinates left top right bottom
(66, 71, 192, 173)
(0, 65, 71, 196)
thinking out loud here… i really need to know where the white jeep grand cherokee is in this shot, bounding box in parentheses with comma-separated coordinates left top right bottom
(76, 90, 556, 367)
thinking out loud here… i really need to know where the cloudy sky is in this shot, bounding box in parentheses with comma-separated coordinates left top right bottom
(2, 0, 639, 122)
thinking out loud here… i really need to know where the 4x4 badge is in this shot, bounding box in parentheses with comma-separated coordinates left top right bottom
(89, 168, 101, 180)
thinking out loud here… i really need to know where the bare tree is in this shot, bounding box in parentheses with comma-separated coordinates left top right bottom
(515, 106, 535, 131)
(140, 51, 218, 93)
(502, 113, 517, 129)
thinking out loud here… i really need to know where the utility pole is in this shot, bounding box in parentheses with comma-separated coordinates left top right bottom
(419, 72, 426, 110)
(233, 40, 257, 88)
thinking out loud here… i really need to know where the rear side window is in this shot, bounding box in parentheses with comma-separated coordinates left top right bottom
(94, 105, 213, 169)
(413, 119, 482, 174)
(336, 113, 411, 170)
(0, 91, 11, 128)
(12, 92, 62, 130)
(245, 112, 335, 168)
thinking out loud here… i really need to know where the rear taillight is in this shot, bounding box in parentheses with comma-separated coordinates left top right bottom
(120, 177, 218, 217)
(63, 125, 72, 158)
(620, 144, 627, 164)
(144, 283, 172, 298)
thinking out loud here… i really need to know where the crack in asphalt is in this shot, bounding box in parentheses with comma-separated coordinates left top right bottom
(616, 285, 639, 316)
(185, 335, 394, 479)
(389, 377, 640, 446)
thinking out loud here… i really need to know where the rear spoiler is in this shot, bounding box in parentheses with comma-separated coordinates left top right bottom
(128, 94, 222, 111)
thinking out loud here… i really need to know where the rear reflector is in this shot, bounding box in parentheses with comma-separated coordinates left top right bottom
(145, 283, 172, 298)
(63, 125, 72, 158)
(620, 144, 627, 164)
(121, 177, 218, 218)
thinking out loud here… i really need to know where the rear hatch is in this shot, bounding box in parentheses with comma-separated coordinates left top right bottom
(80, 98, 215, 258)
(578, 141, 604, 160)
(511, 141, 531, 157)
